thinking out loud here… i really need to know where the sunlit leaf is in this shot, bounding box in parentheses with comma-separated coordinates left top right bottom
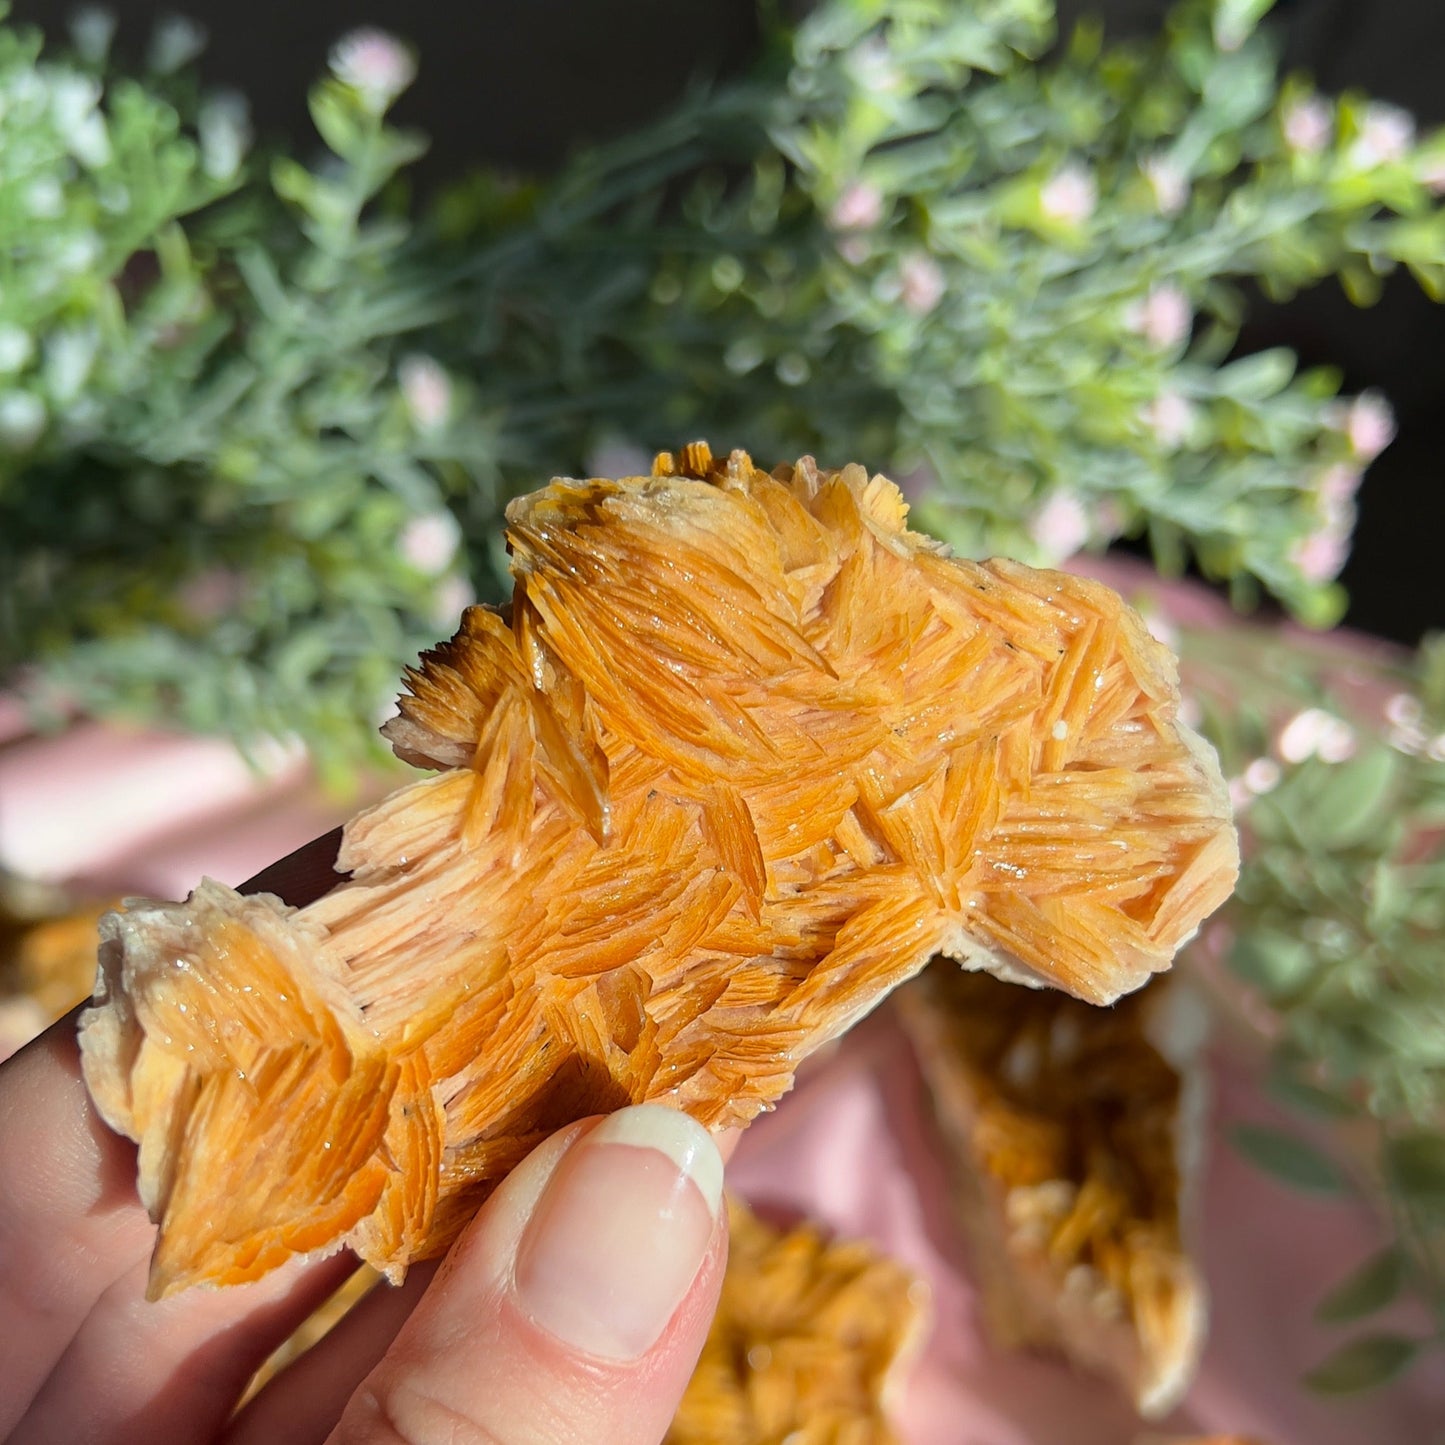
(1230, 931, 1314, 996)
(308, 79, 367, 163)
(1298, 749, 1400, 852)
(1214, 348, 1295, 402)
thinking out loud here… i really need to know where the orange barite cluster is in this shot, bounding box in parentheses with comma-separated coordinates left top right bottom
(79, 445, 1238, 1296)
(897, 965, 1207, 1416)
(666, 1197, 924, 1445)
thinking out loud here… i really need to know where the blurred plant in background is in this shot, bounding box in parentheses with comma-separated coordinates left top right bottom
(0, 7, 500, 786)
(1163, 611, 1445, 1395)
(7, 0, 1445, 774)
(0, 0, 1442, 1399)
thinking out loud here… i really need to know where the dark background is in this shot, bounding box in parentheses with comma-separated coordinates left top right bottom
(15, 0, 1444, 644)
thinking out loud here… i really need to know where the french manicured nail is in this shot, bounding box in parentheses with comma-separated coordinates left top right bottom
(512, 1104, 723, 1360)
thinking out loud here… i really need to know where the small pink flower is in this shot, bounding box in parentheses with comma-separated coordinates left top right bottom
(399, 510, 461, 574)
(829, 181, 884, 232)
(899, 251, 946, 316)
(432, 573, 476, 629)
(177, 568, 247, 620)
(1381, 699, 1427, 757)
(1139, 391, 1196, 449)
(1337, 390, 1396, 461)
(329, 29, 416, 112)
(1282, 96, 1332, 156)
(1350, 103, 1415, 168)
(1127, 284, 1191, 350)
(1228, 758, 1280, 814)
(893, 460, 937, 503)
(1029, 491, 1090, 564)
(1317, 718, 1358, 763)
(1244, 757, 1282, 794)
(1290, 521, 1351, 584)
(1089, 499, 1125, 541)
(399, 354, 452, 431)
(1141, 609, 1180, 651)
(836, 234, 871, 266)
(585, 438, 652, 480)
(1388, 722, 1426, 755)
(1040, 164, 1097, 226)
(1277, 707, 1356, 764)
(1277, 709, 1326, 763)
(1384, 692, 1422, 729)
(1140, 154, 1187, 216)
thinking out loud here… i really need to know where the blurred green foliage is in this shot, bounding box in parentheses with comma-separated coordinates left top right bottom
(5, 0, 1445, 775)
(1179, 618, 1445, 1393)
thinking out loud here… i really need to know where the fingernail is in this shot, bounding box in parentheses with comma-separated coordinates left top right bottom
(512, 1104, 723, 1361)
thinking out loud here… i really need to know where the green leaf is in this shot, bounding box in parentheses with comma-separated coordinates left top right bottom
(1304, 1334, 1420, 1395)
(275, 626, 336, 693)
(1289, 581, 1348, 630)
(1230, 930, 1314, 995)
(1419, 633, 1445, 713)
(271, 156, 319, 211)
(1315, 1248, 1405, 1324)
(1214, 348, 1295, 402)
(1297, 748, 1400, 852)
(1266, 1064, 1355, 1120)
(309, 79, 368, 163)
(1340, 261, 1384, 308)
(1212, 0, 1278, 55)
(1232, 1124, 1345, 1194)
(1405, 259, 1445, 303)
(376, 127, 430, 174)
(1384, 1132, 1445, 1211)
(1366, 861, 1408, 932)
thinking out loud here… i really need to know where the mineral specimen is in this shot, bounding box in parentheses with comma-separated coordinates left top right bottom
(896, 964, 1209, 1417)
(666, 1197, 924, 1445)
(79, 444, 1238, 1297)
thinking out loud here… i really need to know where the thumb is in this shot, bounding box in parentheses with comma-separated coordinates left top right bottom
(329, 1105, 727, 1445)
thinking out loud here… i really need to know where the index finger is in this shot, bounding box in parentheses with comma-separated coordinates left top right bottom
(0, 829, 347, 1435)
(0, 1006, 157, 1435)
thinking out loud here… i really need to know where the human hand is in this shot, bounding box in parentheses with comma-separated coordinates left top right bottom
(0, 835, 729, 1445)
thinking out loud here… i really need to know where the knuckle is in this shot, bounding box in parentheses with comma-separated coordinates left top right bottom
(340, 1376, 512, 1445)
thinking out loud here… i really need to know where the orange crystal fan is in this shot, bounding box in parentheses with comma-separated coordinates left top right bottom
(667, 1197, 926, 1445)
(79, 444, 1239, 1296)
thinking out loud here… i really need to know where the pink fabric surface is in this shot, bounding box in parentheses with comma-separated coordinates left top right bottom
(73, 783, 358, 901)
(0, 723, 308, 886)
(0, 694, 31, 746)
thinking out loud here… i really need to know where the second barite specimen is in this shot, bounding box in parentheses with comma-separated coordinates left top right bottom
(897, 964, 1210, 1416)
